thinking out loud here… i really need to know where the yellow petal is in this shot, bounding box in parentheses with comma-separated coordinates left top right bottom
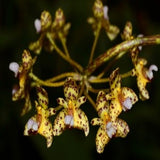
(110, 68, 121, 95)
(64, 77, 78, 100)
(109, 99, 122, 120)
(113, 118, 129, 138)
(93, 0, 104, 19)
(137, 75, 149, 100)
(38, 114, 53, 148)
(22, 50, 33, 71)
(91, 118, 102, 126)
(36, 86, 49, 110)
(96, 125, 110, 153)
(57, 98, 68, 108)
(41, 11, 52, 31)
(106, 24, 120, 41)
(52, 8, 65, 29)
(21, 92, 32, 116)
(76, 96, 86, 108)
(96, 91, 109, 117)
(121, 21, 132, 40)
(74, 108, 89, 136)
(53, 109, 66, 136)
(47, 108, 56, 117)
(29, 40, 42, 54)
(121, 87, 138, 103)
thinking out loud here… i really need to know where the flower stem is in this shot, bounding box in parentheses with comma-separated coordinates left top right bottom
(86, 34, 160, 75)
(84, 92, 97, 110)
(45, 72, 77, 82)
(58, 32, 70, 58)
(88, 22, 101, 65)
(29, 72, 64, 87)
(47, 33, 83, 73)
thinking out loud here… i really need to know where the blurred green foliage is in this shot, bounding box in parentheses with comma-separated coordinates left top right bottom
(1, 0, 160, 159)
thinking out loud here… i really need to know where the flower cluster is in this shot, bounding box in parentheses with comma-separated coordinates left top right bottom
(9, 0, 159, 154)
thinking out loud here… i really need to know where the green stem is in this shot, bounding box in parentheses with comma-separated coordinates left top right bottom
(45, 72, 77, 82)
(88, 22, 101, 65)
(29, 72, 64, 87)
(58, 32, 70, 58)
(47, 33, 83, 73)
(85, 34, 160, 75)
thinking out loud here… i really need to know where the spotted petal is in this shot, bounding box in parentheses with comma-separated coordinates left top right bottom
(64, 77, 78, 100)
(24, 106, 53, 148)
(53, 109, 66, 136)
(74, 108, 89, 136)
(37, 86, 49, 110)
(110, 68, 121, 95)
(96, 91, 109, 117)
(22, 50, 33, 71)
(77, 96, 86, 108)
(21, 92, 32, 116)
(121, 87, 138, 111)
(96, 125, 110, 153)
(40, 11, 52, 31)
(109, 98, 122, 120)
(91, 118, 102, 126)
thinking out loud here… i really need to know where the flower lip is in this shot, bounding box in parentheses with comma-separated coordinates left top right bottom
(146, 64, 158, 80)
(103, 6, 109, 20)
(34, 19, 41, 33)
(122, 97, 132, 111)
(27, 118, 39, 133)
(64, 115, 74, 127)
(9, 62, 19, 77)
(106, 121, 116, 138)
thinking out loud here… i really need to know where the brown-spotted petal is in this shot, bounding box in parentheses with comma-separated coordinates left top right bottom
(96, 125, 110, 153)
(57, 98, 68, 108)
(77, 96, 86, 108)
(64, 77, 78, 100)
(36, 86, 49, 110)
(91, 118, 102, 126)
(40, 10, 52, 31)
(74, 108, 89, 136)
(113, 118, 130, 138)
(121, 87, 138, 111)
(53, 109, 66, 136)
(110, 68, 121, 94)
(22, 50, 33, 71)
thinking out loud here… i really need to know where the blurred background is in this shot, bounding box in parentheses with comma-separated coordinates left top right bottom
(1, 0, 160, 159)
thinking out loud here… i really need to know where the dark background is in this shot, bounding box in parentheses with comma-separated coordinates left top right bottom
(1, 0, 160, 159)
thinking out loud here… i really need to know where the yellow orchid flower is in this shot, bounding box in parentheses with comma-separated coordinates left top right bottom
(24, 87, 56, 148)
(53, 77, 89, 137)
(9, 50, 35, 115)
(108, 68, 138, 120)
(131, 49, 158, 100)
(29, 9, 70, 54)
(91, 91, 129, 153)
(87, 0, 119, 40)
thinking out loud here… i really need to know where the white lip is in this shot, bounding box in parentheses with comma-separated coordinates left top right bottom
(65, 115, 74, 126)
(122, 97, 132, 111)
(34, 19, 41, 33)
(106, 122, 116, 138)
(146, 64, 158, 80)
(9, 62, 19, 77)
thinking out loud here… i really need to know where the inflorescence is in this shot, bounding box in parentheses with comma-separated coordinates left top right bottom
(9, 0, 159, 153)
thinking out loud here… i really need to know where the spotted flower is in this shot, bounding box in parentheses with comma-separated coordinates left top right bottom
(107, 68, 138, 120)
(53, 77, 89, 137)
(29, 9, 70, 54)
(88, 0, 119, 40)
(91, 91, 129, 153)
(9, 50, 35, 115)
(24, 87, 56, 148)
(131, 49, 158, 100)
